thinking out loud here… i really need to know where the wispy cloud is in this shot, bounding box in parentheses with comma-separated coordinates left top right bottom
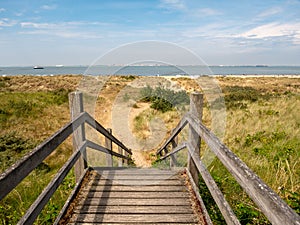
(237, 22, 300, 44)
(41, 5, 57, 10)
(0, 18, 17, 27)
(195, 8, 222, 17)
(0, 8, 5, 13)
(20, 21, 105, 39)
(257, 6, 282, 18)
(159, 0, 186, 11)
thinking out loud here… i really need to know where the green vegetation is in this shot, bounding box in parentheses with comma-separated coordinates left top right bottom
(152, 80, 300, 224)
(140, 85, 189, 112)
(0, 87, 74, 224)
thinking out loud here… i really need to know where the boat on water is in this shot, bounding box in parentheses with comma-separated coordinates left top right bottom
(55, 65, 64, 68)
(33, 66, 44, 69)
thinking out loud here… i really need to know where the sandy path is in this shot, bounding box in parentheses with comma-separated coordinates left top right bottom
(128, 102, 154, 167)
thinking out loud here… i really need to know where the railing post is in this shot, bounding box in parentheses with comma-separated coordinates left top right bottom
(188, 92, 203, 184)
(69, 91, 87, 183)
(105, 128, 113, 167)
(118, 146, 123, 167)
(170, 129, 178, 168)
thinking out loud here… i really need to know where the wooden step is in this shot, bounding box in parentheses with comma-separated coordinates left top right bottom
(63, 168, 200, 224)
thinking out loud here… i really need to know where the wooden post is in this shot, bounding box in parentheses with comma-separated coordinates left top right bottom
(170, 131, 178, 167)
(118, 146, 123, 167)
(69, 92, 87, 183)
(124, 150, 129, 166)
(105, 128, 113, 167)
(188, 92, 203, 184)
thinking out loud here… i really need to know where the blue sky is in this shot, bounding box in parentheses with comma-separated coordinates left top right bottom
(0, 0, 300, 66)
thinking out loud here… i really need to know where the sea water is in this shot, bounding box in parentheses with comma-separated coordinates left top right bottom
(0, 65, 300, 76)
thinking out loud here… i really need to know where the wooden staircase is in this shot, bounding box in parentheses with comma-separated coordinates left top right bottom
(62, 168, 202, 224)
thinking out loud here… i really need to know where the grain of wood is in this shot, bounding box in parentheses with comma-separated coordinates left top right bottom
(61, 168, 202, 224)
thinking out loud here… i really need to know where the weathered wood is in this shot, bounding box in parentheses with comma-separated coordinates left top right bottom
(187, 143, 240, 225)
(188, 92, 203, 184)
(17, 142, 86, 225)
(54, 168, 89, 225)
(86, 140, 129, 160)
(0, 112, 86, 201)
(156, 118, 188, 155)
(118, 146, 123, 167)
(187, 113, 300, 225)
(105, 128, 113, 167)
(81, 191, 189, 198)
(69, 92, 87, 182)
(77, 198, 192, 206)
(69, 214, 198, 224)
(82, 185, 187, 192)
(85, 113, 132, 155)
(170, 132, 179, 167)
(73, 205, 194, 214)
(86, 179, 183, 186)
(186, 168, 213, 225)
(160, 142, 187, 161)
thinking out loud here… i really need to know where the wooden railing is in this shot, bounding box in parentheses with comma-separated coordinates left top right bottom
(157, 92, 300, 225)
(0, 92, 132, 225)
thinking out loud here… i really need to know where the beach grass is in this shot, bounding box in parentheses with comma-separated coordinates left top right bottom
(0, 75, 299, 224)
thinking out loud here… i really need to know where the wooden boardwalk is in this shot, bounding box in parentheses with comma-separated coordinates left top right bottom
(61, 168, 202, 224)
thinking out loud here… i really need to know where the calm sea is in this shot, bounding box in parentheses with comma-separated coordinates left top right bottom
(1, 65, 300, 76)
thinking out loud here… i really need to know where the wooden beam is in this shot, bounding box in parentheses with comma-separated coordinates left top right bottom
(86, 140, 130, 160)
(186, 143, 240, 225)
(187, 113, 300, 225)
(156, 118, 188, 155)
(17, 142, 86, 225)
(105, 128, 113, 166)
(0, 112, 86, 201)
(160, 142, 187, 161)
(85, 113, 132, 155)
(188, 92, 203, 184)
(69, 92, 87, 182)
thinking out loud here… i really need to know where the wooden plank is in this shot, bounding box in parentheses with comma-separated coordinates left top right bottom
(82, 185, 187, 192)
(80, 191, 190, 198)
(88, 175, 180, 180)
(95, 168, 177, 175)
(17, 142, 86, 225)
(70, 214, 198, 223)
(0, 112, 86, 201)
(68, 223, 198, 225)
(73, 205, 194, 214)
(76, 198, 191, 206)
(187, 143, 240, 225)
(187, 113, 300, 225)
(86, 179, 183, 186)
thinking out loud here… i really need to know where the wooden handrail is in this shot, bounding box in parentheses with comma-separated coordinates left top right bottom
(157, 97, 300, 225)
(0, 112, 86, 200)
(0, 109, 132, 224)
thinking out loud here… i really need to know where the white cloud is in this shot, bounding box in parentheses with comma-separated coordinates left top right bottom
(20, 21, 105, 39)
(195, 8, 222, 17)
(257, 6, 282, 18)
(159, 0, 186, 11)
(0, 8, 5, 12)
(41, 5, 57, 10)
(0, 18, 17, 27)
(237, 22, 300, 44)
